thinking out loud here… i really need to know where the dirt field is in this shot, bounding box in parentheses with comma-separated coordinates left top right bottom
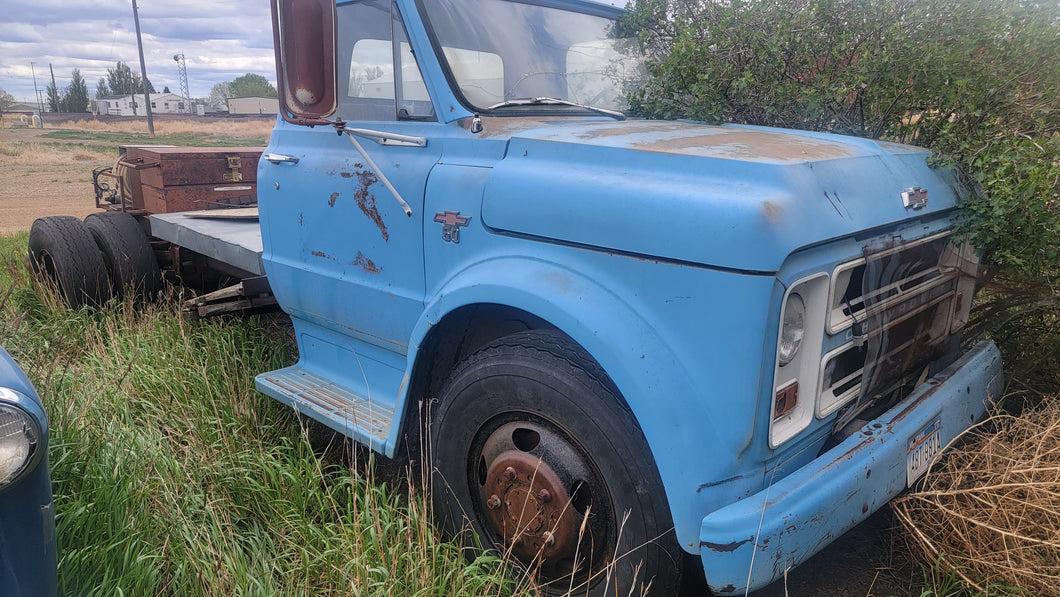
(1, 117, 923, 597)
(0, 127, 114, 233)
(0, 114, 272, 234)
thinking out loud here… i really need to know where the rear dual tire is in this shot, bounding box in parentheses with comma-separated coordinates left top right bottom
(29, 213, 161, 308)
(28, 216, 110, 308)
(83, 212, 162, 300)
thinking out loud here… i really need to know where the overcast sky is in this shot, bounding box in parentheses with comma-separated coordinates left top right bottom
(0, 0, 278, 103)
(0, 0, 626, 105)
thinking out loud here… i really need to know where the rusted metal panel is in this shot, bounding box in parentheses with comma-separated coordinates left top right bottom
(142, 184, 257, 214)
(125, 147, 264, 187)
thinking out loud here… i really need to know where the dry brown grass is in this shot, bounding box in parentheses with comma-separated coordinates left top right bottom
(893, 399, 1060, 595)
(0, 142, 112, 166)
(61, 117, 273, 139)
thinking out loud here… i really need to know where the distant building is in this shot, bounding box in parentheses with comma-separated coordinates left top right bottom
(227, 96, 279, 115)
(3, 102, 40, 116)
(0, 102, 41, 128)
(92, 93, 190, 116)
(201, 100, 228, 114)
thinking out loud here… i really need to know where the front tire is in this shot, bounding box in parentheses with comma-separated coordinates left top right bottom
(431, 330, 681, 596)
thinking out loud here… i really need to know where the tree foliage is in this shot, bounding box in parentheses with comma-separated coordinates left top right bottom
(228, 73, 277, 98)
(208, 81, 232, 105)
(623, 0, 1060, 386)
(103, 61, 155, 96)
(0, 88, 15, 111)
(64, 69, 90, 112)
(45, 80, 61, 112)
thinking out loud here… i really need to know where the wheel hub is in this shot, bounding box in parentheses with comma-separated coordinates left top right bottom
(480, 450, 577, 561)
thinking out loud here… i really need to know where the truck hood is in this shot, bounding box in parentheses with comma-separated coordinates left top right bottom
(480, 120, 962, 272)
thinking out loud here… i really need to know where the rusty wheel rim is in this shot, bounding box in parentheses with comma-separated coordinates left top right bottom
(469, 414, 614, 587)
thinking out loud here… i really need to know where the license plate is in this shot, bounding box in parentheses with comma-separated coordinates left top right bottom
(906, 416, 943, 487)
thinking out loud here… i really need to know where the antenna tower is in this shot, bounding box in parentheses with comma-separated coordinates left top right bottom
(173, 52, 191, 113)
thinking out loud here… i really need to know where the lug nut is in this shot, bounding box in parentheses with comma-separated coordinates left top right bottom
(486, 494, 501, 510)
(503, 466, 517, 481)
(543, 531, 555, 546)
(536, 489, 552, 503)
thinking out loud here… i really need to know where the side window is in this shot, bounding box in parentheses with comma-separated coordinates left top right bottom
(337, 0, 434, 122)
(394, 14, 435, 120)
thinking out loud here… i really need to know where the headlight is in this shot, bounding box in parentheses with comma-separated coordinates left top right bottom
(0, 392, 41, 487)
(778, 292, 806, 366)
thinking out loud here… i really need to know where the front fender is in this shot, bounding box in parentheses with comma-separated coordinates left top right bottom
(403, 254, 770, 552)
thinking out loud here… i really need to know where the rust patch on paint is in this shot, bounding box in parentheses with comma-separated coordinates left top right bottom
(354, 168, 389, 242)
(311, 250, 336, 261)
(340, 172, 354, 178)
(630, 129, 856, 161)
(574, 121, 691, 141)
(350, 252, 381, 274)
(329, 192, 339, 207)
(762, 200, 781, 224)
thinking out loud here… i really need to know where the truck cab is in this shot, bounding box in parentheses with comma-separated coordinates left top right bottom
(255, 0, 1004, 594)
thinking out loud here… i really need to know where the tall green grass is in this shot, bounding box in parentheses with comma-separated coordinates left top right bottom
(0, 233, 515, 596)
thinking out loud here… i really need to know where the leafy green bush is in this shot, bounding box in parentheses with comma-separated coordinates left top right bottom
(622, 0, 1060, 390)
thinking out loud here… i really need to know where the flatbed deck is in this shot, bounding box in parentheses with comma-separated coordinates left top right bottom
(149, 211, 264, 276)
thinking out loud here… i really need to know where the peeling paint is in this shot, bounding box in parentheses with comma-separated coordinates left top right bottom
(701, 537, 753, 553)
(350, 251, 381, 274)
(696, 473, 749, 493)
(354, 168, 389, 242)
(340, 172, 354, 178)
(311, 250, 336, 261)
(329, 192, 339, 207)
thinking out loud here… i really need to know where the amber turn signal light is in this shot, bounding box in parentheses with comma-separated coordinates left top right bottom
(774, 381, 798, 419)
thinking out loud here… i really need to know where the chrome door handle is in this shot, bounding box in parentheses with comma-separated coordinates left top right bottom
(262, 153, 299, 164)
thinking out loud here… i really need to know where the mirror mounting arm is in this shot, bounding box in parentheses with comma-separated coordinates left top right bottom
(335, 124, 420, 218)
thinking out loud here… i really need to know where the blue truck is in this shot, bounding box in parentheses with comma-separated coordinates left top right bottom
(29, 0, 1004, 594)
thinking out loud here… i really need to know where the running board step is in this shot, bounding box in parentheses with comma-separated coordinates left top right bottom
(256, 366, 393, 450)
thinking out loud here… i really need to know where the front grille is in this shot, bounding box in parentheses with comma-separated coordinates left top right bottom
(818, 232, 976, 418)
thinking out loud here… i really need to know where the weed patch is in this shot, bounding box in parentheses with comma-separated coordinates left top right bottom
(0, 234, 518, 596)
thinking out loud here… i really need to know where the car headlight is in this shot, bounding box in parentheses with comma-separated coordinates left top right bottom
(778, 292, 806, 366)
(0, 391, 42, 487)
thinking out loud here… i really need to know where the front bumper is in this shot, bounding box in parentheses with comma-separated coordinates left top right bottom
(699, 340, 1003, 595)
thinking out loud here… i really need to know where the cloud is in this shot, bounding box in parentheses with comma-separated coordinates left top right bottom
(0, 0, 273, 101)
(0, 0, 627, 103)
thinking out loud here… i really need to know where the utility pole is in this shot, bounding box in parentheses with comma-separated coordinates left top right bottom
(49, 63, 60, 114)
(132, 0, 155, 137)
(30, 62, 43, 115)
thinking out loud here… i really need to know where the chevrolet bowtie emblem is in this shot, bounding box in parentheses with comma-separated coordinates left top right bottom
(901, 187, 928, 210)
(434, 210, 471, 243)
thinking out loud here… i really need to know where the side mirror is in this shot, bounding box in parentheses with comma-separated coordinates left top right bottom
(272, 0, 337, 125)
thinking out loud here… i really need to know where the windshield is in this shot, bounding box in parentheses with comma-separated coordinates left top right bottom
(419, 0, 645, 113)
